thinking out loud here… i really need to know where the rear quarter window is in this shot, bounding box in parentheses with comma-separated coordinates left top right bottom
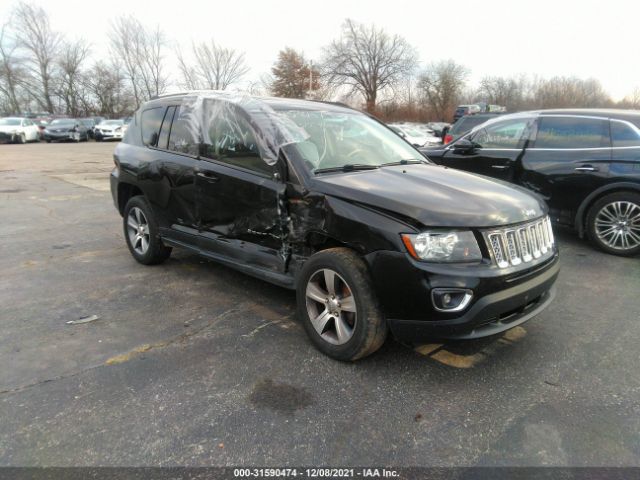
(611, 120, 640, 147)
(141, 107, 167, 147)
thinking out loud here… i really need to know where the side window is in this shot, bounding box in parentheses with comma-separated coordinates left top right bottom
(167, 106, 199, 156)
(156, 106, 176, 150)
(611, 120, 640, 147)
(535, 117, 609, 149)
(141, 107, 166, 147)
(471, 120, 529, 148)
(200, 102, 271, 175)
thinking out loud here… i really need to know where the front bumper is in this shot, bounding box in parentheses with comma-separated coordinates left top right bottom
(96, 130, 123, 140)
(366, 250, 559, 343)
(44, 132, 80, 141)
(0, 132, 19, 143)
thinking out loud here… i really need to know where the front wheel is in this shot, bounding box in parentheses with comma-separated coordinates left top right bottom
(18, 133, 26, 144)
(587, 192, 640, 256)
(297, 248, 387, 361)
(123, 196, 172, 265)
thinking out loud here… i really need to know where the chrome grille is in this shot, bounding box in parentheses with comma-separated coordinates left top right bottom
(485, 216, 555, 268)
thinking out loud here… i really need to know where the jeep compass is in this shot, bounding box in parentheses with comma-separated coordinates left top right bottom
(110, 92, 559, 361)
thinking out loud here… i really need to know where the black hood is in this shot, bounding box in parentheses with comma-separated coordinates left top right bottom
(310, 164, 546, 228)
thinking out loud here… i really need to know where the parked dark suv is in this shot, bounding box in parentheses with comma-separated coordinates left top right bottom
(111, 92, 559, 361)
(421, 109, 640, 256)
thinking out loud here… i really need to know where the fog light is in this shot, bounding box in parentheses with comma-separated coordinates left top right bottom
(431, 288, 473, 312)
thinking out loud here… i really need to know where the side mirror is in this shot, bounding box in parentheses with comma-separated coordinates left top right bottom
(412, 143, 421, 148)
(452, 138, 477, 154)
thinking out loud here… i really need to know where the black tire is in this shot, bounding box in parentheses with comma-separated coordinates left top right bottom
(296, 248, 387, 361)
(18, 133, 26, 144)
(122, 195, 172, 265)
(45, 139, 51, 143)
(586, 191, 640, 256)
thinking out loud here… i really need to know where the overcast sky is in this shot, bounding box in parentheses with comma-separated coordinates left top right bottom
(1, 0, 639, 100)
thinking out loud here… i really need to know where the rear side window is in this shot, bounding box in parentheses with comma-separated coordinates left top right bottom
(611, 120, 640, 147)
(535, 117, 609, 149)
(141, 107, 166, 146)
(168, 107, 199, 156)
(157, 106, 176, 150)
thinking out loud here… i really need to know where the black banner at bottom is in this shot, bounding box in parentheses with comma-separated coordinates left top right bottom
(0, 468, 639, 480)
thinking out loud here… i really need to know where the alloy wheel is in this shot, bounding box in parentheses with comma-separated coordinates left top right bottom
(305, 268, 357, 345)
(127, 207, 150, 255)
(594, 201, 640, 251)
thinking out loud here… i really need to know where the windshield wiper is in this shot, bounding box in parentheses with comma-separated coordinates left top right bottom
(380, 159, 426, 167)
(314, 164, 380, 174)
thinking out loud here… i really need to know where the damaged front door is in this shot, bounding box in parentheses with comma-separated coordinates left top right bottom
(195, 101, 287, 274)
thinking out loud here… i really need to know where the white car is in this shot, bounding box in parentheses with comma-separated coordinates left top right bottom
(0, 117, 41, 143)
(389, 124, 442, 148)
(95, 119, 127, 141)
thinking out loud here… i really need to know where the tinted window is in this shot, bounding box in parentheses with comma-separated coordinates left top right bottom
(200, 102, 271, 175)
(167, 107, 199, 156)
(611, 120, 640, 147)
(471, 119, 529, 149)
(141, 107, 166, 147)
(157, 106, 176, 150)
(535, 117, 609, 149)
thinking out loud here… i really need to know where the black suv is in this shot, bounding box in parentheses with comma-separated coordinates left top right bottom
(421, 110, 640, 256)
(110, 92, 559, 361)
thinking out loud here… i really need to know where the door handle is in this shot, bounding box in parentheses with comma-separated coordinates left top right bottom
(574, 166, 598, 172)
(491, 165, 509, 170)
(196, 171, 220, 183)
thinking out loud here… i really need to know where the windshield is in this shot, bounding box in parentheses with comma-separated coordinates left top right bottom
(102, 120, 124, 126)
(50, 119, 75, 126)
(278, 110, 423, 173)
(0, 118, 21, 126)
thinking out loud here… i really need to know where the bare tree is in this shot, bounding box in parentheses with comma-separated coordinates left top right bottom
(110, 16, 168, 108)
(86, 59, 134, 116)
(177, 39, 249, 91)
(176, 46, 199, 90)
(418, 60, 469, 121)
(532, 76, 611, 108)
(57, 39, 90, 116)
(619, 87, 640, 109)
(0, 23, 25, 114)
(322, 19, 417, 113)
(12, 1, 63, 113)
(477, 75, 529, 111)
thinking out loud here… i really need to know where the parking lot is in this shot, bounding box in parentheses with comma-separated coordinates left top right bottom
(0, 142, 639, 466)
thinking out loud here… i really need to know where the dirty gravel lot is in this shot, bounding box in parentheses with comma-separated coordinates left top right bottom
(0, 142, 639, 467)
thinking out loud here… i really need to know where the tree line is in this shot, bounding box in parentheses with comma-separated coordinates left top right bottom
(1, 2, 639, 121)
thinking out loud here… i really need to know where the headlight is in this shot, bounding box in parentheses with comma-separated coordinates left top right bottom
(401, 231, 482, 263)
(115, 127, 122, 132)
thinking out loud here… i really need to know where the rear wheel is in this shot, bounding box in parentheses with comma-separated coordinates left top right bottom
(297, 248, 387, 361)
(123, 196, 172, 265)
(587, 192, 640, 256)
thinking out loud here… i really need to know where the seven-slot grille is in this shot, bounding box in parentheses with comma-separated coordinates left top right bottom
(485, 216, 555, 268)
